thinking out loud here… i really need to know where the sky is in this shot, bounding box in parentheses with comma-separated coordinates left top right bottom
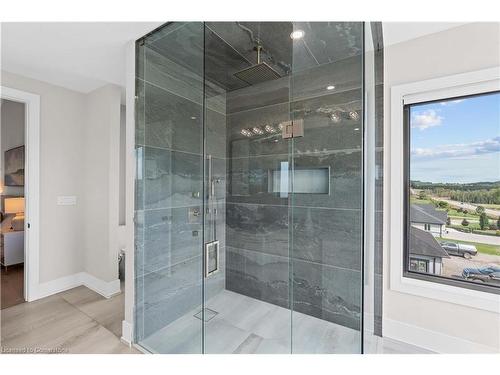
(410, 91, 500, 183)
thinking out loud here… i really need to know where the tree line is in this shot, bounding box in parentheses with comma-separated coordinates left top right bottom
(411, 181, 500, 205)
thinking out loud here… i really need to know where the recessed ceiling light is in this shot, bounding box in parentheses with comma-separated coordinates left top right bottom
(354, 128, 360, 131)
(326, 85, 335, 91)
(190, 116, 197, 120)
(290, 30, 305, 40)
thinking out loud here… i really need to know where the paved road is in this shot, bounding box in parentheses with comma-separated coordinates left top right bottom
(443, 228, 500, 246)
(434, 197, 500, 219)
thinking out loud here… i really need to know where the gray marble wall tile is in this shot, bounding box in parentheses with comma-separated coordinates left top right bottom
(137, 146, 203, 211)
(226, 91, 362, 159)
(135, 206, 203, 277)
(292, 149, 362, 210)
(291, 22, 362, 73)
(226, 150, 361, 209)
(291, 207, 362, 270)
(137, 255, 203, 339)
(226, 247, 290, 310)
(227, 153, 290, 206)
(227, 102, 290, 158)
(291, 89, 362, 154)
(291, 55, 362, 102)
(226, 203, 289, 258)
(135, 79, 145, 146)
(206, 110, 227, 159)
(141, 82, 203, 153)
(147, 22, 204, 78)
(292, 260, 361, 330)
(226, 75, 290, 114)
(227, 150, 361, 209)
(142, 46, 226, 114)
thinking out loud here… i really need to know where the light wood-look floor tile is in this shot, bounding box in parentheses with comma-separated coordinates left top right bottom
(0, 286, 139, 354)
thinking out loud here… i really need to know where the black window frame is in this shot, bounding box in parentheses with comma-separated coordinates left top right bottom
(403, 90, 500, 295)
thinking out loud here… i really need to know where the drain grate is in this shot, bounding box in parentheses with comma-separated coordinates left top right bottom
(193, 308, 218, 322)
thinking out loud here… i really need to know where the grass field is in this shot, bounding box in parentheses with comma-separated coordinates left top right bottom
(439, 238, 500, 256)
(410, 197, 433, 205)
(444, 208, 480, 219)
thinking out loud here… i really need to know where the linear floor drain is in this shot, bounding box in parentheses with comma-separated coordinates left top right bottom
(193, 308, 218, 322)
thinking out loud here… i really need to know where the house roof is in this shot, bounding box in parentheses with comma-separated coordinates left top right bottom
(410, 204, 447, 225)
(409, 226, 450, 259)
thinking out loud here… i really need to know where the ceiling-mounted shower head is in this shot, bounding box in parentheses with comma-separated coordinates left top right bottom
(234, 44, 282, 85)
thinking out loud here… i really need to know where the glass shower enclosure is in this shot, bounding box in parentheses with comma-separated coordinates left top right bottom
(135, 22, 365, 354)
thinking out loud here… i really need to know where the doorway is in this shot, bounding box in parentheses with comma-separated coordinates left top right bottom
(0, 99, 26, 309)
(0, 86, 40, 307)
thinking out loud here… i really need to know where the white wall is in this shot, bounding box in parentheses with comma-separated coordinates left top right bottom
(0, 98, 25, 198)
(83, 84, 122, 283)
(1, 71, 122, 291)
(384, 23, 500, 352)
(2, 71, 86, 282)
(411, 222, 443, 237)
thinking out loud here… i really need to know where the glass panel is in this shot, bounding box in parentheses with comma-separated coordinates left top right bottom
(290, 22, 364, 353)
(362, 22, 384, 352)
(135, 21, 366, 354)
(203, 22, 293, 354)
(134, 22, 205, 354)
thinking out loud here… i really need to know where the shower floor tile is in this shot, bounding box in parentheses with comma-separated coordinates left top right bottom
(139, 289, 360, 354)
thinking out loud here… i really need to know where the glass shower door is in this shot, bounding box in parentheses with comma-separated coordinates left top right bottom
(202, 22, 293, 354)
(288, 22, 364, 353)
(134, 21, 365, 354)
(135, 22, 206, 353)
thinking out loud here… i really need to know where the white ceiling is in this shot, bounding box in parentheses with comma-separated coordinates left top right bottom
(1, 22, 468, 96)
(382, 22, 467, 47)
(1, 22, 162, 93)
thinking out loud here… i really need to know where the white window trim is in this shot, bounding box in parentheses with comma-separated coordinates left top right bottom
(388, 67, 500, 313)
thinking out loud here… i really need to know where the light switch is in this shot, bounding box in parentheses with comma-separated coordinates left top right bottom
(57, 196, 77, 206)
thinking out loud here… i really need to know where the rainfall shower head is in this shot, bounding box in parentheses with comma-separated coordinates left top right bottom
(234, 45, 282, 85)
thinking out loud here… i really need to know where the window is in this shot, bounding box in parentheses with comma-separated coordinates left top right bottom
(410, 258, 429, 273)
(404, 91, 500, 292)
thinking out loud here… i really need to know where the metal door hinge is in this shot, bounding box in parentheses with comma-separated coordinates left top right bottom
(281, 119, 304, 139)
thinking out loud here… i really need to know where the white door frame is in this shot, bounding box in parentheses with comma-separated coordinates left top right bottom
(1, 85, 40, 302)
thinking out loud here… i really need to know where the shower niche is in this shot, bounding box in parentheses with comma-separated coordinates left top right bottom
(135, 22, 365, 354)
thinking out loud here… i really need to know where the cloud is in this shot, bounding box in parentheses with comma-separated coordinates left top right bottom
(411, 109, 443, 130)
(412, 136, 500, 160)
(440, 99, 465, 106)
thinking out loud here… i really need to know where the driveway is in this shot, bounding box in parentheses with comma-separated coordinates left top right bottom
(443, 252, 500, 279)
(443, 228, 500, 246)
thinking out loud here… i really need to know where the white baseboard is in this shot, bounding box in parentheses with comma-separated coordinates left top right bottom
(34, 272, 121, 300)
(35, 273, 83, 300)
(121, 320, 133, 345)
(81, 273, 121, 298)
(383, 318, 499, 353)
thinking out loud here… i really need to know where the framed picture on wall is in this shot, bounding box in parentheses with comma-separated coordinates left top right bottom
(4, 145, 25, 186)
